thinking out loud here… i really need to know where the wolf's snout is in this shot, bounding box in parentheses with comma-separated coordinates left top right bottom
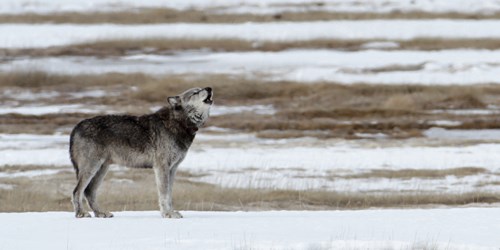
(203, 87, 213, 104)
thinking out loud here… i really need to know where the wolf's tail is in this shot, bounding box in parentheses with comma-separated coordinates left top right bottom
(69, 127, 79, 179)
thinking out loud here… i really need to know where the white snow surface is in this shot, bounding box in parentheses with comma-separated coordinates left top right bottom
(0, 104, 109, 115)
(3, 20, 500, 49)
(151, 104, 276, 116)
(4, 133, 500, 171)
(2, 132, 500, 192)
(0, 209, 499, 250)
(424, 127, 500, 140)
(6, 49, 500, 85)
(1, 0, 500, 15)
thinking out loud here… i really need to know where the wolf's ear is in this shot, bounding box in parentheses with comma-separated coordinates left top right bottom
(167, 96, 181, 109)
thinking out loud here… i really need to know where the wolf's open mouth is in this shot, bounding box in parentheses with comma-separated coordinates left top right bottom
(204, 92, 213, 104)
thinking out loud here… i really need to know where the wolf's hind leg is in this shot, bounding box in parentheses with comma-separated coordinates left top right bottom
(85, 163, 113, 218)
(72, 159, 104, 218)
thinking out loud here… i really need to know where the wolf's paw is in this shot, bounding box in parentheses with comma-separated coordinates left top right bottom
(75, 211, 91, 218)
(162, 211, 183, 219)
(94, 211, 114, 218)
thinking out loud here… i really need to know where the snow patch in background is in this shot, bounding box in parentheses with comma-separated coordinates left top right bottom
(7, 49, 500, 85)
(0, 104, 111, 115)
(1, 0, 500, 15)
(3, 20, 500, 48)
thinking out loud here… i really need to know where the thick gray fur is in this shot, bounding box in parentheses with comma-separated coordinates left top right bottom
(69, 87, 213, 218)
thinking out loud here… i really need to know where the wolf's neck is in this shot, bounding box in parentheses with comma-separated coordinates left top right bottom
(155, 107, 198, 136)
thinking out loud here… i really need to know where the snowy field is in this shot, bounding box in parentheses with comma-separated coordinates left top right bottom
(5, 49, 500, 84)
(4, 20, 500, 85)
(2, 1, 500, 249)
(3, 20, 500, 49)
(1, 0, 500, 15)
(1, 209, 499, 250)
(2, 131, 500, 193)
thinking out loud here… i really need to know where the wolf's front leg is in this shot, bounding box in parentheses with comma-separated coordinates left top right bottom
(153, 165, 182, 219)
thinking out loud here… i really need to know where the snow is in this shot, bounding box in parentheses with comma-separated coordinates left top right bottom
(1, 0, 500, 15)
(151, 104, 275, 116)
(1, 89, 60, 101)
(360, 41, 400, 50)
(7, 49, 500, 85)
(209, 104, 276, 116)
(213, 0, 500, 16)
(0, 133, 67, 149)
(4, 133, 500, 171)
(0, 134, 69, 166)
(3, 20, 500, 49)
(67, 89, 110, 99)
(424, 128, 500, 140)
(0, 169, 64, 178)
(0, 104, 110, 115)
(2, 132, 500, 192)
(0, 89, 116, 102)
(430, 109, 500, 115)
(0, 183, 14, 190)
(0, 209, 499, 250)
(427, 120, 462, 127)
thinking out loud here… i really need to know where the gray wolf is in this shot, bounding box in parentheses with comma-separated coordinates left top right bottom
(69, 87, 213, 218)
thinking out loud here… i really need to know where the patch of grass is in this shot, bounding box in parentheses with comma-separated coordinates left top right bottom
(2, 9, 500, 24)
(5, 38, 500, 58)
(0, 168, 499, 212)
(0, 71, 70, 88)
(333, 167, 488, 180)
(0, 71, 149, 88)
(0, 113, 91, 134)
(3, 72, 500, 138)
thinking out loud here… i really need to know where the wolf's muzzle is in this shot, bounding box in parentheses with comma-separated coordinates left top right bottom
(204, 87, 213, 104)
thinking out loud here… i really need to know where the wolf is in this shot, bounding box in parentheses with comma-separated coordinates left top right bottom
(69, 87, 213, 218)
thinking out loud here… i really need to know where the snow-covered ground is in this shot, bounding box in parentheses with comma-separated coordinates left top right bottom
(2, 20, 500, 49)
(1, 209, 499, 250)
(6, 49, 500, 84)
(5, 20, 500, 85)
(2, 1, 499, 248)
(1, 0, 499, 15)
(2, 131, 500, 193)
(0, 104, 111, 115)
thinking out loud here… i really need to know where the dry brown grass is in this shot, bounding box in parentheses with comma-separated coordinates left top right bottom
(3, 72, 500, 137)
(0, 113, 89, 134)
(0, 71, 71, 88)
(333, 167, 488, 180)
(1, 167, 499, 212)
(0, 71, 149, 88)
(5, 38, 500, 57)
(1, 8, 500, 24)
(132, 75, 492, 109)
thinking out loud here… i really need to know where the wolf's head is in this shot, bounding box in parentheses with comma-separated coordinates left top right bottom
(168, 87, 213, 126)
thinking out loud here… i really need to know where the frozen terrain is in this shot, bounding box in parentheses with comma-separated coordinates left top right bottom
(0, 104, 111, 115)
(2, 1, 500, 249)
(5, 20, 500, 85)
(5, 49, 500, 84)
(1, 208, 499, 250)
(2, 20, 500, 48)
(1, 0, 500, 15)
(2, 131, 500, 193)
